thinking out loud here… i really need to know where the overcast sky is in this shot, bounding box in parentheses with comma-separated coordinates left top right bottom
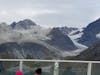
(0, 0, 100, 28)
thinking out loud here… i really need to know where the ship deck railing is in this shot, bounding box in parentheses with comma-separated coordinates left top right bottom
(0, 59, 100, 75)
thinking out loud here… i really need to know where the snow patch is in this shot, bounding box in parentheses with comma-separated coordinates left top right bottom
(96, 33, 100, 39)
(60, 28, 88, 57)
(61, 49, 85, 57)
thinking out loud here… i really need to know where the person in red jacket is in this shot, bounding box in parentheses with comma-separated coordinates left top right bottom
(16, 71, 23, 75)
(34, 68, 42, 75)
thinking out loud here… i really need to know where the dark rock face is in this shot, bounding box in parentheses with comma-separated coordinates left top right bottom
(75, 43, 100, 61)
(47, 28, 77, 51)
(59, 26, 78, 34)
(0, 42, 58, 59)
(72, 31, 81, 35)
(78, 18, 100, 46)
(10, 19, 37, 29)
(10, 22, 16, 29)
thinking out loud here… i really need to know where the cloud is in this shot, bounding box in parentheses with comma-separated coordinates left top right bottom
(0, 8, 58, 24)
(0, 0, 100, 28)
(15, 9, 58, 16)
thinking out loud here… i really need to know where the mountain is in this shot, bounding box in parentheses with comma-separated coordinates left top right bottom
(10, 19, 37, 29)
(75, 43, 100, 61)
(78, 18, 100, 46)
(0, 42, 61, 59)
(0, 19, 79, 59)
(46, 28, 77, 51)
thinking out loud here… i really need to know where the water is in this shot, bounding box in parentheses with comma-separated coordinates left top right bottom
(59, 62, 88, 75)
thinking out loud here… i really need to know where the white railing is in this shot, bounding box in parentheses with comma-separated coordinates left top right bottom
(0, 59, 100, 75)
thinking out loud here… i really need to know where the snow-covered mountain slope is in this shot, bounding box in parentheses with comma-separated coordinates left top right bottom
(0, 19, 81, 59)
(62, 28, 88, 57)
(68, 28, 87, 49)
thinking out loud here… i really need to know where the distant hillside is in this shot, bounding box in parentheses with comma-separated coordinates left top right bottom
(74, 43, 100, 61)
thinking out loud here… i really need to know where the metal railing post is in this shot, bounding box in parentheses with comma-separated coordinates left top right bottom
(19, 61, 23, 71)
(54, 62, 59, 75)
(87, 62, 92, 75)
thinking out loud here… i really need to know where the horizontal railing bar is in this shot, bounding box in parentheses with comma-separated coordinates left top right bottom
(0, 59, 100, 63)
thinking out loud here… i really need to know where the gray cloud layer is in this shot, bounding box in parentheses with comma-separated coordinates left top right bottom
(0, 0, 100, 28)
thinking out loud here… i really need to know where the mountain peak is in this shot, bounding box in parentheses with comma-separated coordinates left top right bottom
(83, 18, 99, 30)
(10, 19, 37, 29)
(78, 18, 100, 46)
(22, 19, 37, 25)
